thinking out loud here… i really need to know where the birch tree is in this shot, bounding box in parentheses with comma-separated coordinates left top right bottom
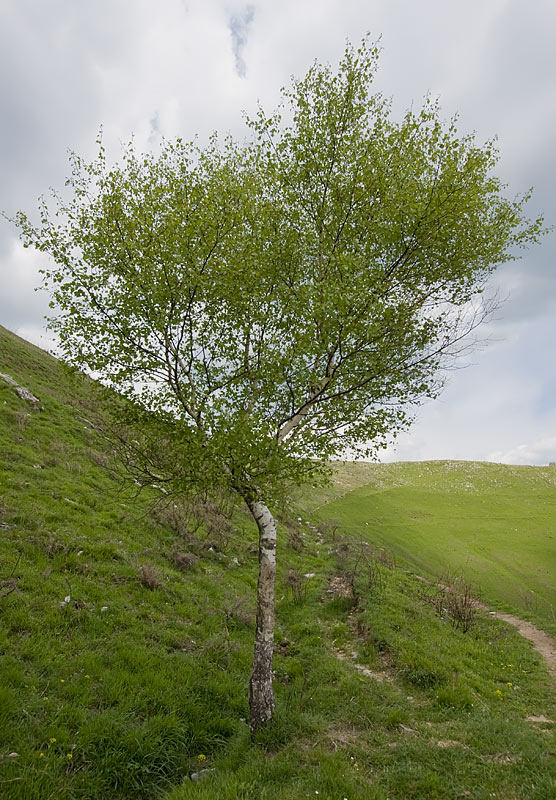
(14, 40, 545, 732)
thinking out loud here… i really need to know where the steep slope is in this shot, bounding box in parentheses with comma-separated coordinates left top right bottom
(301, 460, 556, 637)
(1, 325, 556, 800)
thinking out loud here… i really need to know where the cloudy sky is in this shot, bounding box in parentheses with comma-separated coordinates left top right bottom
(1, 0, 555, 464)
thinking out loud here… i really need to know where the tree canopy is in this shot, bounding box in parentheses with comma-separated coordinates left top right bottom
(13, 38, 546, 730)
(16, 42, 543, 497)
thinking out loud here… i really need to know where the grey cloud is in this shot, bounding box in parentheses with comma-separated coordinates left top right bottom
(0, 2, 119, 224)
(1, 0, 556, 465)
(0, 0, 140, 333)
(228, 5, 255, 78)
(148, 112, 160, 146)
(447, 0, 556, 328)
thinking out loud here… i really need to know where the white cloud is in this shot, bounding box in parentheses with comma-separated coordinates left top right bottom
(489, 436, 556, 466)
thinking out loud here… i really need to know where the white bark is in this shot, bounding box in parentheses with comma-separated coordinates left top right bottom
(276, 376, 331, 443)
(246, 498, 277, 732)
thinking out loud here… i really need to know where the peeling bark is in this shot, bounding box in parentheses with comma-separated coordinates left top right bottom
(246, 497, 277, 732)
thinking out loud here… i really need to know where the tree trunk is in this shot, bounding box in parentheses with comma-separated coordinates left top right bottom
(245, 497, 277, 733)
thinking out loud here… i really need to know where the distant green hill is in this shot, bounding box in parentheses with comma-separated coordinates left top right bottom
(300, 460, 556, 636)
(1, 325, 556, 800)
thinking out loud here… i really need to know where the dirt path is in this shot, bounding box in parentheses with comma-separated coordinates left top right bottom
(414, 574, 556, 676)
(491, 611, 556, 674)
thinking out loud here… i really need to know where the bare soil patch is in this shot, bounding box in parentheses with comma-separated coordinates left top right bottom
(333, 646, 394, 683)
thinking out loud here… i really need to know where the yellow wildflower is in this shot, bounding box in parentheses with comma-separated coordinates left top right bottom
(197, 754, 206, 762)
(49, 737, 56, 743)
(67, 753, 73, 760)
(39, 752, 44, 758)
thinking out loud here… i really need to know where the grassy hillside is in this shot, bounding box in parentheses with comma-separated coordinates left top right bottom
(300, 461, 556, 636)
(1, 325, 556, 800)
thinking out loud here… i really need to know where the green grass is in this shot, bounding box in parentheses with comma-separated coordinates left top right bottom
(1, 325, 556, 799)
(301, 460, 556, 636)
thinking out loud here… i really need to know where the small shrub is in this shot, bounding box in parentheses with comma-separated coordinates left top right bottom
(317, 518, 341, 542)
(285, 569, 307, 605)
(87, 448, 110, 469)
(520, 588, 540, 613)
(375, 547, 396, 569)
(194, 498, 235, 547)
(204, 514, 233, 550)
(173, 551, 198, 571)
(223, 595, 253, 628)
(445, 578, 479, 633)
(333, 540, 352, 567)
(286, 526, 304, 551)
(151, 501, 196, 539)
(14, 410, 30, 432)
(38, 536, 70, 558)
(138, 564, 162, 590)
(0, 553, 21, 601)
(420, 575, 479, 633)
(333, 540, 383, 599)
